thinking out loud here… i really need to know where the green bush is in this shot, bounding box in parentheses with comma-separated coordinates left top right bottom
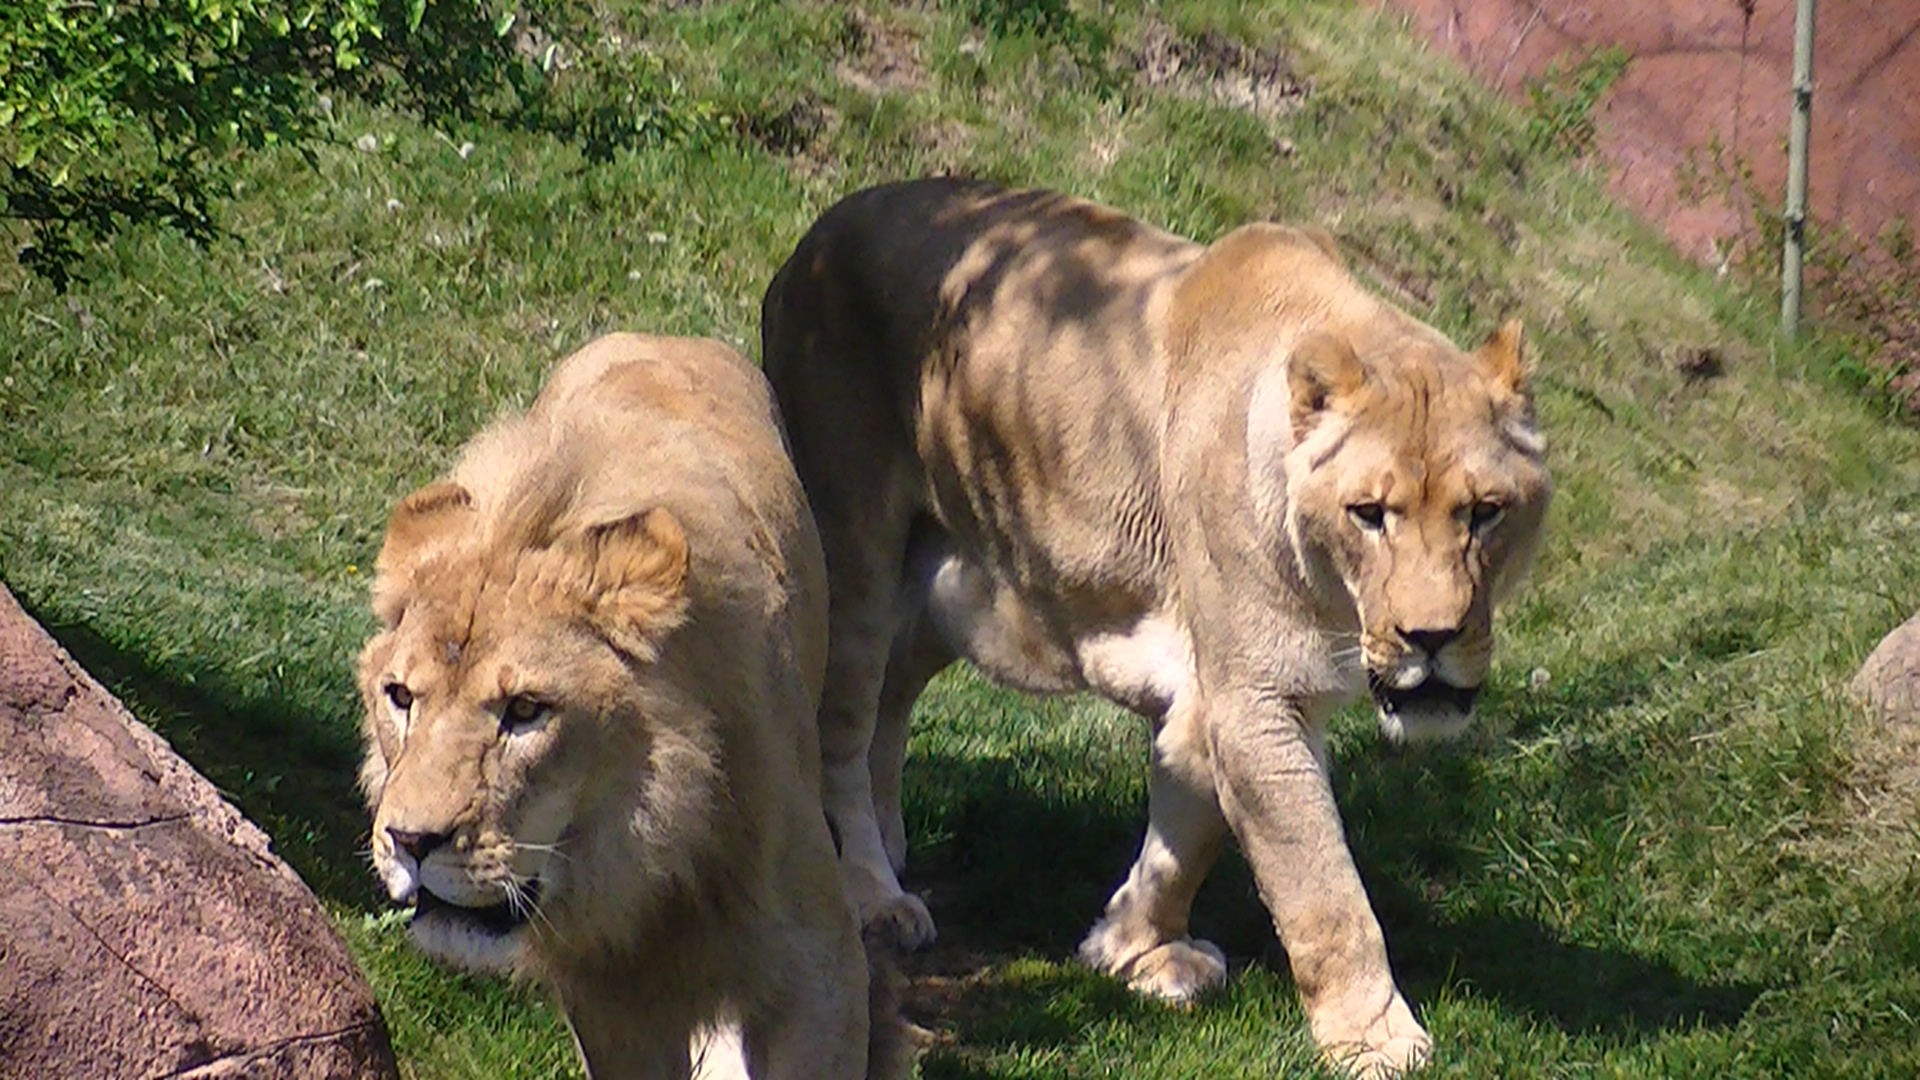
(1, 0, 770, 287)
(0, 0, 518, 288)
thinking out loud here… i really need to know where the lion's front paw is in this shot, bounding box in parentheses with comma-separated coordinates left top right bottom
(858, 888, 937, 952)
(1079, 922, 1228, 1003)
(1316, 993, 1431, 1078)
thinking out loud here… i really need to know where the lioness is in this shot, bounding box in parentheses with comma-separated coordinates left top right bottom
(761, 179, 1550, 1076)
(357, 334, 899, 1079)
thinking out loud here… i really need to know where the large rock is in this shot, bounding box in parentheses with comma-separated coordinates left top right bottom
(1854, 612, 1920, 725)
(0, 585, 399, 1080)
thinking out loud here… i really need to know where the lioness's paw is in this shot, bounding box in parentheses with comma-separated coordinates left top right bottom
(1326, 1031, 1431, 1079)
(1079, 924, 1228, 1003)
(1125, 938, 1229, 1003)
(1317, 994, 1431, 1078)
(860, 890, 938, 952)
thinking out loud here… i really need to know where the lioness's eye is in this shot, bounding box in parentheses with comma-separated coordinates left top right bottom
(1347, 502, 1387, 532)
(503, 695, 551, 732)
(1469, 500, 1506, 530)
(385, 682, 414, 711)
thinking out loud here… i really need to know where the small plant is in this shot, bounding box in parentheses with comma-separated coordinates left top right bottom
(954, 0, 1118, 94)
(514, 27, 730, 162)
(1523, 45, 1630, 158)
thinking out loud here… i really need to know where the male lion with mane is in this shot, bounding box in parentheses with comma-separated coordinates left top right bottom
(761, 178, 1551, 1076)
(357, 333, 905, 1079)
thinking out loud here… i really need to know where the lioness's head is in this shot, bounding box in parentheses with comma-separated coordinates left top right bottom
(1280, 320, 1550, 741)
(1192, 225, 1551, 742)
(357, 480, 704, 972)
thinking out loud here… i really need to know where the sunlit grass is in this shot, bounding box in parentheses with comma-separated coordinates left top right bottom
(4, 1, 1918, 1076)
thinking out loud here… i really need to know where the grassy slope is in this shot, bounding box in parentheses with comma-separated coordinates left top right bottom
(4, 1, 1918, 1076)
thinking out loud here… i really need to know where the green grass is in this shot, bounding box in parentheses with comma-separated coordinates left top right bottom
(5, 1, 1919, 1076)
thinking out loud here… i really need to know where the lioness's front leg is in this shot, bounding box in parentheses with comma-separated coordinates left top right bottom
(1080, 712, 1232, 1001)
(1209, 694, 1430, 1078)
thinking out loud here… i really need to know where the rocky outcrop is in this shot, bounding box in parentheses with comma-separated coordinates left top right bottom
(0, 585, 398, 1080)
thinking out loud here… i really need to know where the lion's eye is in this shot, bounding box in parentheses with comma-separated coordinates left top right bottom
(1347, 502, 1387, 532)
(502, 695, 551, 733)
(385, 682, 414, 711)
(1469, 500, 1506, 531)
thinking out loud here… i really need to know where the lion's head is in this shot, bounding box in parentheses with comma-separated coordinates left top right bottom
(357, 478, 709, 973)
(1280, 319, 1550, 741)
(1196, 225, 1552, 742)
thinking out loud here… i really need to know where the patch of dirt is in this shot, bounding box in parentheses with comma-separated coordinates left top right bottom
(1132, 21, 1310, 122)
(1664, 344, 1727, 382)
(897, 944, 1008, 1044)
(837, 8, 928, 95)
(741, 94, 842, 178)
(742, 96, 832, 156)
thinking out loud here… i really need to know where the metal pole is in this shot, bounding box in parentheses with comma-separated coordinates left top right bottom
(1782, 0, 1817, 338)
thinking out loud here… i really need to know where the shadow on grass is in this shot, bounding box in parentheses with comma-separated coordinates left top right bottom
(1344, 745, 1767, 1038)
(26, 603, 381, 911)
(898, 655, 1767, 1057)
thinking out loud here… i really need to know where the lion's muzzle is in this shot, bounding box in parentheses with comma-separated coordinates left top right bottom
(412, 877, 540, 935)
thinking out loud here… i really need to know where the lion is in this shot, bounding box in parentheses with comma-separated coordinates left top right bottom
(356, 333, 907, 1079)
(760, 179, 1551, 1076)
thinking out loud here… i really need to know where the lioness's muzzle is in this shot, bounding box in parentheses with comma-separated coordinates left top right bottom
(1367, 672, 1480, 716)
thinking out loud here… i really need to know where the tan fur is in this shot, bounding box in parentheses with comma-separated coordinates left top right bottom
(761, 180, 1551, 1078)
(357, 333, 906, 1080)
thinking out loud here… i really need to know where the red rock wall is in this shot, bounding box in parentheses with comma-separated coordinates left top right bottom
(1376, 0, 1920, 261)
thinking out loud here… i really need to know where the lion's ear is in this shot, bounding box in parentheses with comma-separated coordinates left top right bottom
(1287, 332, 1365, 439)
(1477, 318, 1528, 395)
(372, 481, 473, 625)
(571, 507, 691, 660)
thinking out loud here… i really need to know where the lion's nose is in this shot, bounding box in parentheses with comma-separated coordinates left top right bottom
(1400, 627, 1459, 657)
(387, 826, 451, 863)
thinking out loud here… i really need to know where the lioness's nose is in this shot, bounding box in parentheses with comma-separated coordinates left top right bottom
(1400, 627, 1459, 656)
(387, 826, 450, 863)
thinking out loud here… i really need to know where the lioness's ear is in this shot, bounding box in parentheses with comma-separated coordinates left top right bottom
(1287, 332, 1365, 439)
(1477, 318, 1528, 394)
(573, 507, 691, 659)
(372, 481, 473, 625)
